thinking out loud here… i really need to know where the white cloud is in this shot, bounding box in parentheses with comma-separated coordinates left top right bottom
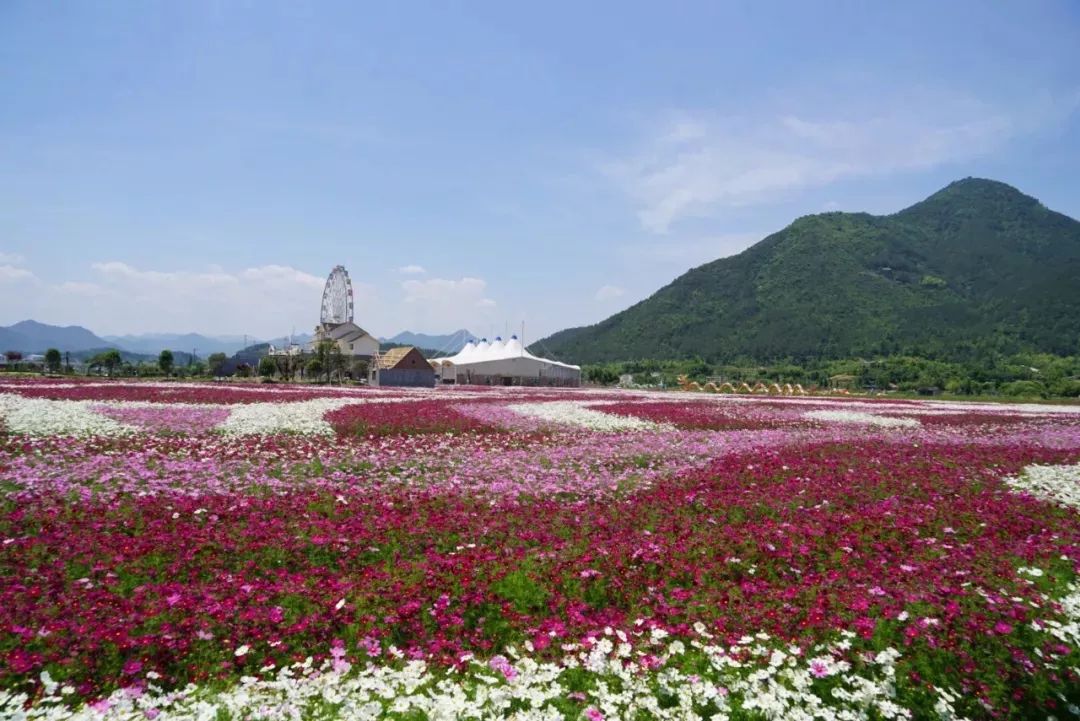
(0, 253, 25, 265)
(398, 277, 498, 333)
(595, 285, 625, 302)
(0, 264, 35, 282)
(0, 259, 506, 339)
(1, 262, 328, 337)
(54, 281, 106, 296)
(604, 91, 1061, 233)
(398, 264, 427, 275)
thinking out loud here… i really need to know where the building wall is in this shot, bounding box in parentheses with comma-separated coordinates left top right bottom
(447, 357, 581, 387)
(378, 368, 436, 388)
(340, 334, 379, 358)
(454, 372, 579, 387)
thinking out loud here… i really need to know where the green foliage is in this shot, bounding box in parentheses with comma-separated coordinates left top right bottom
(44, 348, 61, 374)
(258, 356, 276, 379)
(158, 349, 174, 375)
(583, 351, 1080, 397)
(309, 340, 347, 383)
(88, 349, 123, 377)
(541, 179, 1080, 364)
(207, 352, 228, 377)
(585, 365, 620, 385)
(1001, 380, 1045, 397)
(492, 566, 549, 614)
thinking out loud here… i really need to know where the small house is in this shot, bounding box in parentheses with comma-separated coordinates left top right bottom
(370, 346, 436, 387)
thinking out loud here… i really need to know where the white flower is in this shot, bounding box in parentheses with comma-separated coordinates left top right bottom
(507, 401, 667, 431)
(235, 645, 250, 657)
(0, 394, 136, 437)
(803, 409, 920, 428)
(1005, 463, 1080, 511)
(217, 398, 360, 436)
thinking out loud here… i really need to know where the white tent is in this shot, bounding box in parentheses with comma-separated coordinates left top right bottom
(433, 335, 580, 386)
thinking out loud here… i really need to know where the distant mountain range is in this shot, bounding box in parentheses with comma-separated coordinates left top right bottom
(536, 178, 1080, 364)
(0, 322, 293, 356)
(379, 329, 476, 354)
(1, 320, 475, 357)
(102, 333, 254, 356)
(0, 320, 109, 354)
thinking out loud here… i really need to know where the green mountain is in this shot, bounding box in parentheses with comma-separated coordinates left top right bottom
(536, 179, 1080, 364)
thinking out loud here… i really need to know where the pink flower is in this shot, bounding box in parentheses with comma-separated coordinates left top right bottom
(489, 654, 518, 681)
(88, 698, 112, 714)
(994, 621, 1013, 635)
(122, 660, 142, 675)
(585, 707, 604, 721)
(810, 660, 830, 678)
(360, 635, 380, 657)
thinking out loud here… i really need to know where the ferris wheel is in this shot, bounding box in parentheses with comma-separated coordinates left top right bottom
(320, 265, 354, 325)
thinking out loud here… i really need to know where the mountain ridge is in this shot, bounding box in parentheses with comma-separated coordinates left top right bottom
(379, 329, 477, 354)
(534, 178, 1080, 364)
(1, 320, 481, 357)
(0, 322, 305, 355)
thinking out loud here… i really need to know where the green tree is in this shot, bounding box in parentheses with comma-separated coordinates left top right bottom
(158, 350, 175, 376)
(90, 349, 123, 377)
(258, 356, 277, 379)
(44, 348, 62, 374)
(207, 352, 228, 377)
(273, 354, 300, 382)
(310, 340, 345, 383)
(328, 344, 347, 383)
(585, 365, 619, 386)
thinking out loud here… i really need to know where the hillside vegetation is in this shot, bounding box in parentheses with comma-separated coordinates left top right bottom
(537, 179, 1080, 363)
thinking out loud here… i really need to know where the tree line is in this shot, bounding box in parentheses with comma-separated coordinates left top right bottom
(3, 341, 368, 385)
(585, 352, 1080, 399)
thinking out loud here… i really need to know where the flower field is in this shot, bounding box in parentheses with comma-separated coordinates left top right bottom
(2, 380, 1080, 719)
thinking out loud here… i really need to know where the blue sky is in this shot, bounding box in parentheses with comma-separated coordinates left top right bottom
(1, 1, 1078, 340)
